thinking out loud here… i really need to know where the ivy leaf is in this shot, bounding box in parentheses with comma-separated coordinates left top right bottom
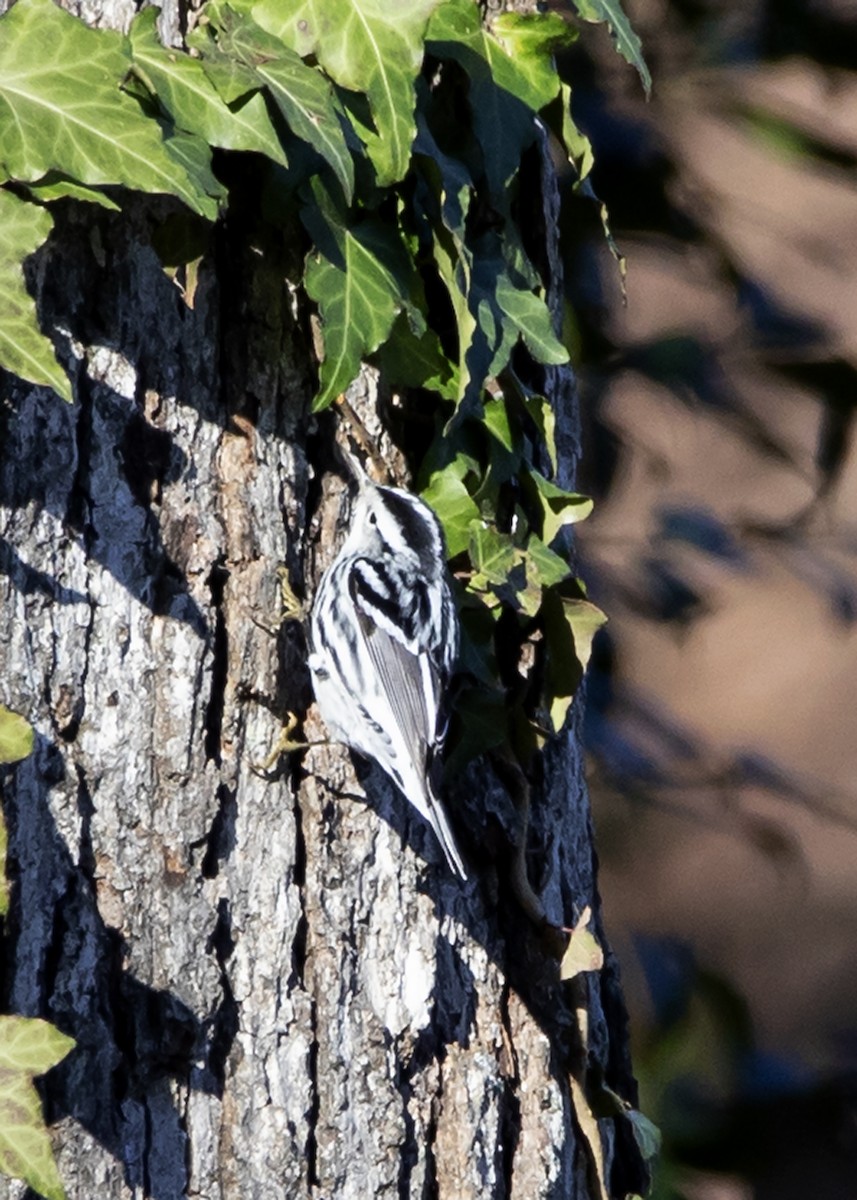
(0, 707, 32, 919)
(469, 522, 520, 590)
(560, 905, 604, 980)
(23, 175, 120, 212)
(494, 272, 569, 367)
(526, 535, 571, 589)
(0, 191, 71, 401)
(569, 0, 651, 95)
(446, 682, 508, 775)
(528, 472, 593, 543)
(0, 0, 219, 218)
(421, 463, 480, 557)
(541, 593, 606, 731)
(250, 0, 440, 185)
(0, 1016, 75, 1200)
(376, 313, 458, 400)
(302, 181, 415, 410)
(204, 6, 354, 200)
(129, 8, 288, 167)
(0, 706, 34, 766)
(426, 0, 554, 198)
(490, 11, 579, 105)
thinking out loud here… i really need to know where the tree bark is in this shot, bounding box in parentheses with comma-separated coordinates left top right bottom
(0, 5, 643, 1200)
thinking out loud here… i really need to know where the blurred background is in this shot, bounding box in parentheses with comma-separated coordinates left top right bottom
(562, 1, 857, 1196)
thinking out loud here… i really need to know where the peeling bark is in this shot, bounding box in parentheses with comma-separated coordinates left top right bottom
(0, 5, 644, 1200)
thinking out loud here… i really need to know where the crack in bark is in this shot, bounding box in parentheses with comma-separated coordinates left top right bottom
(204, 556, 229, 765)
(305, 995, 320, 1189)
(204, 897, 240, 1097)
(497, 983, 522, 1200)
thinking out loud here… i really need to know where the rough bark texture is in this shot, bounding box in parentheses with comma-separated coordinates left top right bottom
(0, 4, 642, 1199)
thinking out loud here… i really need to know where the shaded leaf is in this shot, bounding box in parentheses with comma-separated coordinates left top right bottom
(0, 191, 71, 401)
(251, 0, 440, 185)
(0, 1016, 75, 1200)
(205, 6, 354, 199)
(302, 181, 415, 409)
(0, 0, 219, 217)
(427, 0, 549, 197)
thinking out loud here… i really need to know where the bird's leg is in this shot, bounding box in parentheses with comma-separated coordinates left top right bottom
(251, 711, 331, 775)
(277, 566, 304, 624)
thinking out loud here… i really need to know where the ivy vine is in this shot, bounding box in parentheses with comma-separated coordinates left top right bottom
(0, 0, 648, 763)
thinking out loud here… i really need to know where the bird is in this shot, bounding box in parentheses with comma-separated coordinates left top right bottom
(308, 451, 466, 879)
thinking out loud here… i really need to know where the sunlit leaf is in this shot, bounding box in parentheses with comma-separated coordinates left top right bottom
(0, 191, 71, 401)
(528, 472, 593, 543)
(203, 6, 354, 199)
(0, 1016, 75, 1200)
(422, 466, 480, 557)
(560, 905, 604, 979)
(129, 8, 288, 166)
(250, 0, 440, 185)
(0, 706, 34, 766)
(542, 592, 607, 731)
(491, 11, 578, 103)
(0, 0, 220, 217)
(23, 175, 120, 211)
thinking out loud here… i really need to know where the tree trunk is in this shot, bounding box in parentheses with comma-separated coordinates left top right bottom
(0, 5, 642, 1199)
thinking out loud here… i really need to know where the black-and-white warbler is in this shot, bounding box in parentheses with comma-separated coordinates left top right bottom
(308, 454, 466, 879)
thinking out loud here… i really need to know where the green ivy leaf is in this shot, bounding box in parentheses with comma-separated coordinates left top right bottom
(0, 191, 71, 401)
(528, 471, 593, 543)
(302, 181, 415, 410)
(129, 8, 288, 167)
(446, 682, 508, 775)
(570, 0, 651, 95)
(421, 463, 480, 557)
(0, 0, 219, 218)
(490, 11, 578, 104)
(204, 6, 354, 200)
(526, 535, 571, 589)
(23, 175, 120, 212)
(560, 905, 604, 980)
(494, 272, 569, 367)
(426, 0, 556, 198)
(0, 1016, 75, 1200)
(541, 593, 607, 731)
(376, 313, 458, 400)
(469, 522, 520, 590)
(251, 0, 440, 185)
(0, 706, 34, 766)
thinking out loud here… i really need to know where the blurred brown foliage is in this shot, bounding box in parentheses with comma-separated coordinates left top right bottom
(561, 1, 857, 1197)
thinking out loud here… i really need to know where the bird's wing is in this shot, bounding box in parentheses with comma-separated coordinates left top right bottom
(347, 564, 467, 878)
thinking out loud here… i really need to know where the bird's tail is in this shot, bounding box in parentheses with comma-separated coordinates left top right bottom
(425, 783, 468, 880)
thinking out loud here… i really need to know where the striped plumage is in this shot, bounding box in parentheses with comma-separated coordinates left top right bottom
(308, 461, 466, 879)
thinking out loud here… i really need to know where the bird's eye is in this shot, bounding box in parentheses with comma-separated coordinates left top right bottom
(368, 512, 377, 525)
